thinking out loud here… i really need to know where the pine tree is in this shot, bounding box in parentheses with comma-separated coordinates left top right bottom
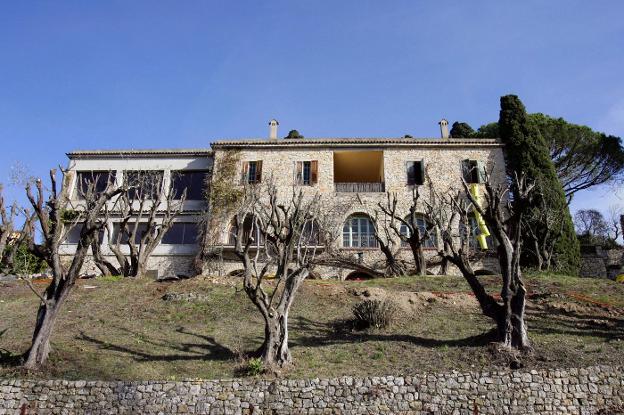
(498, 95, 580, 274)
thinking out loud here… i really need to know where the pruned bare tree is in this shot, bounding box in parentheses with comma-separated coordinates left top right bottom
(376, 188, 434, 276)
(91, 170, 186, 278)
(233, 181, 326, 368)
(371, 209, 408, 277)
(425, 172, 534, 350)
(21, 169, 123, 369)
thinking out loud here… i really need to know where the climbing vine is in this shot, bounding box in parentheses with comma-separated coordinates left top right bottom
(192, 149, 242, 275)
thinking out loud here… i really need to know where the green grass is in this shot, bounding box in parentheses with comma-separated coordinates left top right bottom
(0, 273, 623, 381)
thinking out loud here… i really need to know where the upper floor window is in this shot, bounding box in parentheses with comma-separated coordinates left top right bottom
(75, 171, 116, 199)
(295, 161, 318, 186)
(124, 170, 164, 200)
(342, 214, 377, 248)
(406, 161, 425, 185)
(162, 222, 199, 244)
(462, 160, 485, 184)
(242, 161, 262, 184)
(170, 171, 209, 200)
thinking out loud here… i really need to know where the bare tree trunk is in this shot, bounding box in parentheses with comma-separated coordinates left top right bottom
(23, 278, 72, 369)
(258, 312, 292, 366)
(409, 241, 426, 276)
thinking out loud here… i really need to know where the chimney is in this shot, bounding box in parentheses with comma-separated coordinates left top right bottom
(268, 119, 279, 140)
(438, 118, 449, 139)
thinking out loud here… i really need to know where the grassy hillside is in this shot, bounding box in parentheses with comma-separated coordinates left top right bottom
(1, 273, 623, 380)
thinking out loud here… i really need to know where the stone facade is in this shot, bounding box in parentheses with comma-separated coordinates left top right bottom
(2, 365, 622, 414)
(209, 138, 506, 278)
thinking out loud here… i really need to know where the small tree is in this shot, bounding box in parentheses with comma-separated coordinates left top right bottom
(91, 170, 186, 277)
(450, 122, 476, 138)
(233, 182, 325, 367)
(425, 172, 534, 349)
(21, 169, 123, 368)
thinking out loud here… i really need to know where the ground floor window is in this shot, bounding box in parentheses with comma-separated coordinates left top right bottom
(162, 222, 199, 244)
(399, 215, 437, 248)
(342, 215, 377, 248)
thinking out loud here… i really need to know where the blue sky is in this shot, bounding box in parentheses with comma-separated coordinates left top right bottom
(1, 1, 623, 216)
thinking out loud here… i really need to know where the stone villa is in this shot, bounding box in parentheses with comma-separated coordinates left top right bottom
(64, 119, 506, 279)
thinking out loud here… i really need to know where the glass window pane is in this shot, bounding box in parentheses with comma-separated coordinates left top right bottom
(162, 223, 185, 244)
(170, 171, 207, 200)
(124, 171, 163, 199)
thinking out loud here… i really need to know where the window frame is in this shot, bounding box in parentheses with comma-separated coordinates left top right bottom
(161, 222, 199, 245)
(74, 170, 116, 200)
(123, 170, 165, 200)
(342, 215, 378, 249)
(406, 160, 425, 186)
(399, 214, 437, 249)
(169, 170, 209, 201)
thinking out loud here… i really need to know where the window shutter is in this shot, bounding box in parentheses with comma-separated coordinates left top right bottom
(417, 160, 425, 185)
(296, 161, 303, 185)
(241, 162, 249, 184)
(406, 161, 415, 185)
(310, 160, 318, 184)
(476, 160, 485, 183)
(256, 160, 263, 183)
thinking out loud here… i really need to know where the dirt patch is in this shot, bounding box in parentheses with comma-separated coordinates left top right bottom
(348, 286, 478, 313)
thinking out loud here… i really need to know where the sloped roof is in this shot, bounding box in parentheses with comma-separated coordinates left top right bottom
(211, 137, 502, 148)
(67, 148, 214, 159)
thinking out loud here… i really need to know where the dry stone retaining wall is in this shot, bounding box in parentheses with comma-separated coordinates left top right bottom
(1, 366, 623, 414)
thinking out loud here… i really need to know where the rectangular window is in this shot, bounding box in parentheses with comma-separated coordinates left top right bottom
(461, 160, 484, 184)
(124, 170, 164, 199)
(64, 224, 104, 244)
(75, 171, 116, 199)
(243, 161, 262, 184)
(162, 222, 199, 244)
(170, 171, 208, 200)
(111, 222, 151, 244)
(406, 161, 425, 185)
(295, 160, 318, 185)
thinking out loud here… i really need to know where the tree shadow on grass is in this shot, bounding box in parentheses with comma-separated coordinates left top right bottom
(289, 316, 498, 349)
(77, 326, 235, 362)
(526, 303, 624, 342)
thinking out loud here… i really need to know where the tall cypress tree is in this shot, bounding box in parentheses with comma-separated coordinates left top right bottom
(498, 95, 580, 274)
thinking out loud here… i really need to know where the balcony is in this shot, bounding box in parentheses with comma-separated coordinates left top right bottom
(335, 182, 385, 193)
(334, 150, 385, 193)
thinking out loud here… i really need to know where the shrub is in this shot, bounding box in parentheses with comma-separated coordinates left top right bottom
(352, 298, 398, 329)
(246, 357, 264, 376)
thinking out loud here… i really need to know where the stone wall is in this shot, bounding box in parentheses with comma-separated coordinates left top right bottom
(2, 365, 622, 414)
(580, 246, 624, 279)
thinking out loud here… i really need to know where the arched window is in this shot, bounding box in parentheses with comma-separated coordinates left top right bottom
(228, 215, 264, 246)
(399, 214, 437, 248)
(342, 214, 377, 248)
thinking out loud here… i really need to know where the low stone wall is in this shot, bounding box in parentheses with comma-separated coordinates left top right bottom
(1, 366, 622, 414)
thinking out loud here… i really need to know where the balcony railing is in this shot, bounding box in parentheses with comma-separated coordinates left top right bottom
(335, 182, 385, 193)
